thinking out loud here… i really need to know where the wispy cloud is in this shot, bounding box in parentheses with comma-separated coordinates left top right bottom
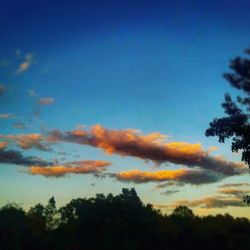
(155, 182, 185, 189)
(48, 125, 246, 176)
(169, 186, 250, 209)
(0, 141, 8, 149)
(218, 188, 250, 199)
(13, 122, 27, 130)
(28, 89, 37, 97)
(171, 196, 245, 209)
(16, 53, 34, 74)
(218, 183, 250, 188)
(160, 190, 179, 195)
(0, 134, 50, 151)
(38, 97, 54, 105)
(0, 149, 51, 166)
(0, 113, 16, 119)
(0, 84, 6, 95)
(28, 160, 111, 177)
(109, 168, 220, 185)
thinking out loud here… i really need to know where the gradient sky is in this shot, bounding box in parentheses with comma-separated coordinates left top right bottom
(0, 0, 250, 218)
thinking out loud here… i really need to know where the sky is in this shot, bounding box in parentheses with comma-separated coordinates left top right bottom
(0, 0, 250, 218)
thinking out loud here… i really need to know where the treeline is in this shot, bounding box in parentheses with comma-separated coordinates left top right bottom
(0, 188, 250, 250)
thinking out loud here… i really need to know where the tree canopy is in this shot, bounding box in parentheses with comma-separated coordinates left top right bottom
(206, 48, 250, 167)
(0, 189, 250, 250)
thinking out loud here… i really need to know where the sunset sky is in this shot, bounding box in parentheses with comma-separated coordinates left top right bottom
(0, 0, 250, 218)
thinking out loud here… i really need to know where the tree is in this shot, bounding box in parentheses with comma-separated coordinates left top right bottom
(44, 197, 57, 230)
(0, 203, 33, 249)
(243, 195, 250, 206)
(28, 203, 46, 238)
(206, 48, 250, 167)
(171, 205, 194, 218)
(2, 190, 250, 250)
(28, 197, 57, 231)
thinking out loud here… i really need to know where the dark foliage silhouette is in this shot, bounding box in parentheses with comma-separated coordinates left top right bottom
(206, 48, 250, 168)
(0, 188, 250, 250)
(244, 195, 250, 206)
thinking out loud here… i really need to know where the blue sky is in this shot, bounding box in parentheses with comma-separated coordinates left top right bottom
(0, 0, 250, 218)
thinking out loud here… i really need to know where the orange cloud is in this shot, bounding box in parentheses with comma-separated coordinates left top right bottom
(29, 160, 111, 177)
(38, 97, 54, 105)
(218, 188, 250, 198)
(19, 62, 29, 72)
(49, 125, 246, 175)
(16, 53, 34, 74)
(207, 146, 219, 153)
(169, 186, 250, 209)
(171, 196, 245, 209)
(0, 134, 50, 151)
(0, 141, 8, 149)
(110, 168, 219, 185)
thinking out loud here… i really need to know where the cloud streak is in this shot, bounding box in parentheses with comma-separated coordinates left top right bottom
(0, 134, 50, 151)
(48, 125, 246, 176)
(109, 168, 220, 185)
(16, 53, 34, 74)
(218, 188, 250, 199)
(0, 142, 8, 149)
(169, 186, 250, 209)
(155, 182, 185, 189)
(0, 149, 51, 166)
(171, 196, 245, 209)
(218, 183, 250, 188)
(28, 160, 111, 177)
(0, 113, 16, 119)
(0, 84, 6, 95)
(28, 89, 37, 97)
(161, 190, 179, 195)
(38, 97, 54, 105)
(13, 122, 27, 130)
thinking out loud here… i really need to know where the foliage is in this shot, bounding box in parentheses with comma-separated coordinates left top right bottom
(171, 205, 194, 218)
(0, 189, 249, 250)
(206, 48, 250, 167)
(244, 195, 250, 206)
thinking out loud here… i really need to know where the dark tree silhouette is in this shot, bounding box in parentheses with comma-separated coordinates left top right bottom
(44, 196, 57, 230)
(171, 205, 194, 218)
(27, 203, 47, 241)
(1, 189, 250, 250)
(0, 203, 34, 249)
(244, 195, 250, 206)
(206, 48, 250, 167)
